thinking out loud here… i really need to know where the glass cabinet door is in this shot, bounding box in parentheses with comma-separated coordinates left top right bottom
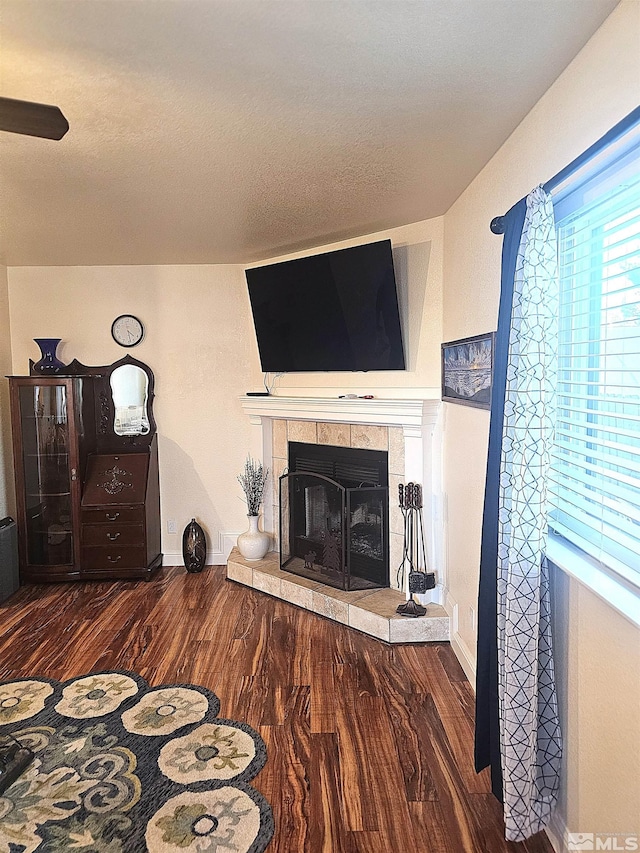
(15, 381, 77, 569)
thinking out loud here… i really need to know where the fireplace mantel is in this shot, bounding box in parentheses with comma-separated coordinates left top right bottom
(240, 395, 439, 437)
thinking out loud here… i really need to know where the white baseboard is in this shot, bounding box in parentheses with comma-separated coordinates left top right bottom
(443, 591, 477, 684)
(545, 810, 568, 853)
(162, 532, 240, 567)
(450, 629, 476, 684)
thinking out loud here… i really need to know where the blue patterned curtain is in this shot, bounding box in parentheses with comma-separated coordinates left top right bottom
(476, 187, 562, 842)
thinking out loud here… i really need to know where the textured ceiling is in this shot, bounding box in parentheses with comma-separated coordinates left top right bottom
(0, 0, 620, 266)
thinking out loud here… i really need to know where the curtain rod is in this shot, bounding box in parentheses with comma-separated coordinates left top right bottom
(490, 104, 640, 235)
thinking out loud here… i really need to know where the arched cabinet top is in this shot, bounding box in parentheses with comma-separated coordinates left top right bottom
(29, 354, 157, 450)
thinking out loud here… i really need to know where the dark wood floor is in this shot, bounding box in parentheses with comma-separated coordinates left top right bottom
(0, 566, 552, 853)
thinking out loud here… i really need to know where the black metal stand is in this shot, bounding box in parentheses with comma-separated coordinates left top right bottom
(396, 482, 435, 618)
(396, 598, 427, 618)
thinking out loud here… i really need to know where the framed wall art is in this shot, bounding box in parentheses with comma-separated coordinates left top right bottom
(441, 332, 495, 410)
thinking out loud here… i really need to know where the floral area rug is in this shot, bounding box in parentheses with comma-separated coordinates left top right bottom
(0, 671, 274, 852)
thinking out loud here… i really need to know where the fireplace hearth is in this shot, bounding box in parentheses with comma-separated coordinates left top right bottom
(279, 442, 389, 591)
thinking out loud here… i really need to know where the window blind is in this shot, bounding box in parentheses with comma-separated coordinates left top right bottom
(549, 147, 640, 587)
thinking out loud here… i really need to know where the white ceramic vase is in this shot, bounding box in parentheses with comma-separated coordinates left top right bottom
(237, 515, 270, 561)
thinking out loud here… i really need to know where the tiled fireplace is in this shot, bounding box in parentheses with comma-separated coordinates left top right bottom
(230, 395, 448, 643)
(240, 395, 443, 600)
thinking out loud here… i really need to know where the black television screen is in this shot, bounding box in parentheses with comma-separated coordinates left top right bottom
(246, 239, 405, 372)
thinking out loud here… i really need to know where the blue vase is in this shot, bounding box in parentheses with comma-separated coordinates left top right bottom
(33, 339, 65, 375)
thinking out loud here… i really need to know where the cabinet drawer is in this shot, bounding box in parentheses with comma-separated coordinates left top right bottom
(82, 524, 144, 547)
(82, 546, 146, 570)
(81, 507, 144, 525)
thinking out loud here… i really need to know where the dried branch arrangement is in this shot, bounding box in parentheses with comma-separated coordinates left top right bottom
(237, 456, 269, 516)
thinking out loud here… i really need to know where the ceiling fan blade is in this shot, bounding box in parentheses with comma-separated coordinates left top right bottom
(0, 97, 69, 140)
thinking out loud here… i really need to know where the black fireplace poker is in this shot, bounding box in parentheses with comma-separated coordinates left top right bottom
(396, 482, 436, 618)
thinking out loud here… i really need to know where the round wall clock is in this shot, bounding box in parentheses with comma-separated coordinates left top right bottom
(111, 314, 144, 348)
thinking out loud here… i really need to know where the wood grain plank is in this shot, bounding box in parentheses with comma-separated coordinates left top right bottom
(396, 644, 490, 794)
(410, 800, 471, 853)
(307, 732, 348, 853)
(383, 684, 438, 802)
(418, 692, 486, 850)
(334, 687, 381, 831)
(258, 723, 310, 852)
(309, 618, 339, 733)
(0, 566, 554, 853)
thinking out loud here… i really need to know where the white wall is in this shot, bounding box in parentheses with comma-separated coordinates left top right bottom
(442, 0, 640, 845)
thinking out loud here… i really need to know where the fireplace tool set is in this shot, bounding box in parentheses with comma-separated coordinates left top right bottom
(396, 482, 436, 617)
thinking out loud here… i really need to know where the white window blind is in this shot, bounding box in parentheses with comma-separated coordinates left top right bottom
(549, 143, 640, 589)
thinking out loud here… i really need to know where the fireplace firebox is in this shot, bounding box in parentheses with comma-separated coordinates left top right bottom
(279, 442, 389, 591)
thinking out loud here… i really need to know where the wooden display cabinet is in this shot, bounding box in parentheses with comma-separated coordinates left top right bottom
(8, 356, 162, 582)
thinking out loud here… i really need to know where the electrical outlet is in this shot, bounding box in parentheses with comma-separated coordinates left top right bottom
(167, 520, 177, 534)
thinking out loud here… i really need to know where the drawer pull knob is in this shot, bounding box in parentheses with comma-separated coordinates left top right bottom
(107, 555, 122, 562)
(107, 533, 120, 541)
(106, 512, 120, 521)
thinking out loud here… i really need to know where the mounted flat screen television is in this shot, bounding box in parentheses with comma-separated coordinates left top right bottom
(246, 239, 405, 372)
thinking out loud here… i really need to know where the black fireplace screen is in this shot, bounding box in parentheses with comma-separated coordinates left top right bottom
(279, 472, 388, 591)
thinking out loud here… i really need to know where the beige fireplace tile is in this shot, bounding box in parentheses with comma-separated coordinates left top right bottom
(312, 584, 376, 604)
(389, 509, 404, 539)
(279, 568, 323, 590)
(312, 591, 349, 624)
(389, 532, 404, 591)
(355, 587, 405, 617)
(229, 548, 280, 572)
(271, 456, 287, 507)
(273, 419, 288, 459)
(317, 421, 351, 447)
(253, 569, 282, 598)
(226, 559, 253, 587)
(251, 560, 287, 577)
(287, 419, 318, 444)
(280, 578, 318, 610)
(388, 427, 405, 476)
(389, 607, 450, 643)
(348, 605, 390, 642)
(389, 474, 404, 536)
(229, 546, 273, 567)
(350, 423, 388, 451)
